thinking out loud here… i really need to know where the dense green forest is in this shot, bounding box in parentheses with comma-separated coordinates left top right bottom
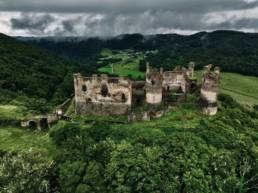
(24, 30, 258, 77)
(1, 94, 258, 193)
(0, 33, 73, 106)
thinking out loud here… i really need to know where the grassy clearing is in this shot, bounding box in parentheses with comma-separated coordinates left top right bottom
(0, 102, 57, 157)
(99, 63, 144, 79)
(0, 103, 56, 158)
(98, 49, 145, 79)
(219, 73, 258, 106)
(220, 89, 258, 106)
(71, 98, 207, 139)
(0, 126, 56, 158)
(58, 96, 205, 144)
(0, 105, 25, 120)
(100, 48, 113, 57)
(116, 106, 202, 131)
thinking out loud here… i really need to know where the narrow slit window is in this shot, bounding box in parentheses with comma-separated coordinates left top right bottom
(82, 85, 87, 92)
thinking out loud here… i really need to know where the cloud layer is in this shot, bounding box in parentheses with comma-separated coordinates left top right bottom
(0, 0, 258, 36)
(0, 0, 257, 13)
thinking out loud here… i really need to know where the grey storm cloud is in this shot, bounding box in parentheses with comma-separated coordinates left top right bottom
(1, 0, 258, 36)
(0, 0, 258, 13)
(61, 19, 77, 33)
(211, 18, 258, 29)
(10, 14, 54, 33)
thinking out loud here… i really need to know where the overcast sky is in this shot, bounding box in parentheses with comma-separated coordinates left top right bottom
(0, 0, 258, 36)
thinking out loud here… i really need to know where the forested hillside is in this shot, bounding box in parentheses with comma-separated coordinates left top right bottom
(1, 93, 258, 193)
(19, 36, 104, 70)
(0, 33, 74, 105)
(23, 30, 258, 77)
(49, 95, 258, 193)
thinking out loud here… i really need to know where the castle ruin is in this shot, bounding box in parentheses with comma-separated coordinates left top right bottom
(74, 63, 220, 117)
(145, 62, 196, 105)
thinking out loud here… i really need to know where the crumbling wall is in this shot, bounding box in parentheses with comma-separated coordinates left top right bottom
(20, 114, 58, 130)
(162, 71, 187, 93)
(162, 63, 195, 94)
(74, 73, 132, 115)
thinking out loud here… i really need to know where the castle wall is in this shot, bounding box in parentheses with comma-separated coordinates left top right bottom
(163, 72, 186, 91)
(74, 74, 132, 115)
(162, 67, 191, 93)
(75, 102, 131, 115)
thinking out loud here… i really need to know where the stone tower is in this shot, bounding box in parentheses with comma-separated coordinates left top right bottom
(145, 63, 163, 105)
(200, 65, 220, 116)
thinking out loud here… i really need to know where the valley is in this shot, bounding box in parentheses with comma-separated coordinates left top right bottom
(0, 32, 258, 193)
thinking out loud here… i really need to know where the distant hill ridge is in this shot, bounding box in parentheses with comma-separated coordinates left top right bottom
(1, 30, 258, 104)
(18, 30, 258, 77)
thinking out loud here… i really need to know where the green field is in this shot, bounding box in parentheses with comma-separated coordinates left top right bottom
(0, 104, 55, 157)
(0, 126, 56, 157)
(0, 99, 200, 158)
(0, 105, 25, 120)
(113, 104, 203, 134)
(98, 49, 145, 79)
(219, 73, 258, 106)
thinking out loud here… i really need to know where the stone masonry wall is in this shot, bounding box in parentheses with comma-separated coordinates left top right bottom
(74, 73, 132, 115)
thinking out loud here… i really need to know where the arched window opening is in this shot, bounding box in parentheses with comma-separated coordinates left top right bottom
(82, 85, 87, 92)
(28, 121, 37, 129)
(121, 93, 127, 103)
(101, 84, 109, 97)
(39, 118, 48, 130)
